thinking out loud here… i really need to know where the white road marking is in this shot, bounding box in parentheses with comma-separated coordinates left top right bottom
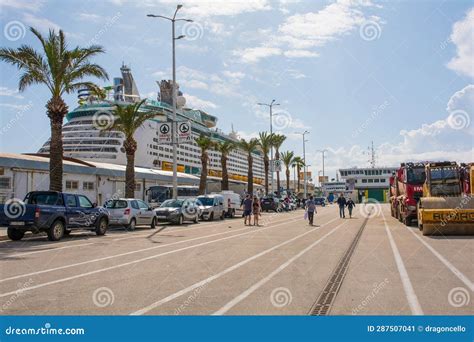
(382, 213, 423, 315)
(405, 226, 474, 292)
(0, 217, 306, 298)
(3, 243, 95, 258)
(131, 217, 339, 315)
(213, 221, 347, 315)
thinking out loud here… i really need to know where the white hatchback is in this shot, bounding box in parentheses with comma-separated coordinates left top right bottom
(105, 198, 156, 230)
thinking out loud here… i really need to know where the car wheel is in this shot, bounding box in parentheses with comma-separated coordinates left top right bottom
(95, 217, 108, 236)
(127, 218, 136, 231)
(151, 217, 156, 229)
(209, 212, 214, 221)
(193, 215, 198, 223)
(231, 209, 235, 218)
(7, 227, 24, 241)
(177, 215, 184, 225)
(47, 220, 65, 241)
(220, 211, 225, 220)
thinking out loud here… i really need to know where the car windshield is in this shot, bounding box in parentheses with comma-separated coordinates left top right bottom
(24, 192, 59, 205)
(197, 197, 214, 206)
(160, 199, 183, 208)
(407, 168, 426, 184)
(104, 200, 128, 209)
(430, 168, 458, 181)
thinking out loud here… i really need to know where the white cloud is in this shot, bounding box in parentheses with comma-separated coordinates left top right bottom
(0, 87, 24, 99)
(182, 79, 209, 90)
(447, 8, 474, 78)
(22, 13, 60, 32)
(0, 103, 30, 110)
(233, 46, 282, 63)
(222, 70, 245, 79)
(283, 50, 319, 58)
(447, 84, 474, 114)
(0, 0, 44, 12)
(184, 93, 217, 110)
(78, 13, 103, 22)
(178, 0, 271, 17)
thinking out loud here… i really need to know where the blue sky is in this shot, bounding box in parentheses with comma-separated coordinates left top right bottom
(0, 0, 472, 180)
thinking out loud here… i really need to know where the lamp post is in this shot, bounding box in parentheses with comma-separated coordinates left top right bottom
(257, 100, 279, 195)
(148, 5, 193, 199)
(295, 130, 310, 198)
(316, 149, 328, 181)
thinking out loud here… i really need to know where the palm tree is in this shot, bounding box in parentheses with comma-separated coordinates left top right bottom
(0, 28, 108, 191)
(280, 151, 294, 193)
(195, 134, 214, 195)
(258, 132, 274, 195)
(272, 134, 286, 195)
(215, 140, 235, 191)
(239, 138, 260, 195)
(292, 156, 305, 193)
(109, 100, 157, 198)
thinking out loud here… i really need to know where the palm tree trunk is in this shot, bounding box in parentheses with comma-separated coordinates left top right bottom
(46, 97, 68, 192)
(221, 154, 229, 191)
(199, 153, 208, 195)
(263, 155, 269, 195)
(286, 168, 290, 192)
(247, 154, 253, 195)
(125, 152, 135, 198)
(297, 166, 301, 193)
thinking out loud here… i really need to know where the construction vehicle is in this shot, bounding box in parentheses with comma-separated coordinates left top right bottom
(417, 161, 474, 235)
(389, 162, 426, 226)
(460, 163, 473, 195)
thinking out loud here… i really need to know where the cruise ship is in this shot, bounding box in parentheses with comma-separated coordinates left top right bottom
(39, 65, 265, 186)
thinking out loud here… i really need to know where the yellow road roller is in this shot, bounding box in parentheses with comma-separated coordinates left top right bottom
(417, 161, 474, 235)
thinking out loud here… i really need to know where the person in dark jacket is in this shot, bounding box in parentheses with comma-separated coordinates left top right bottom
(336, 193, 347, 218)
(346, 198, 355, 218)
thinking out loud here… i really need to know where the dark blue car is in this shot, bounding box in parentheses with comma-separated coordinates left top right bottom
(314, 197, 327, 206)
(0, 191, 109, 241)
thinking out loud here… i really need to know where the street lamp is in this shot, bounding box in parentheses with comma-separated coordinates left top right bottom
(316, 149, 328, 181)
(295, 130, 310, 198)
(147, 5, 193, 199)
(257, 100, 280, 195)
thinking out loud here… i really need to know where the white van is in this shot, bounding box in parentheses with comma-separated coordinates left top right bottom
(213, 191, 242, 218)
(196, 194, 225, 221)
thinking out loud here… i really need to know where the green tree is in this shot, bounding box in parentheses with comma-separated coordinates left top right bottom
(109, 100, 157, 198)
(0, 28, 108, 191)
(195, 134, 214, 195)
(280, 151, 295, 193)
(292, 156, 305, 193)
(239, 138, 260, 195)
(215, 140, 235, 191)
(258, 132, 274, 195)
(272, 134, 287, 195)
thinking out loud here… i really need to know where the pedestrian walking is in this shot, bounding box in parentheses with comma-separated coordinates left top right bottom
(252, 196, 261, 226)
(346, 198, 355, 218)
(337, 193, 347, 218)
(242, 194, 253, 225)
(305, 195, 317, 225)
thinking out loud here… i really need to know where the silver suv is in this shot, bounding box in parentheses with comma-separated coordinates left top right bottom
(105, 198, 156, 230)
(197, 195, 225, 221)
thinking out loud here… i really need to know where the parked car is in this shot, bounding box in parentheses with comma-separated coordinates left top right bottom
(0, 191, 109, 241)
(154, 198, 199, 225)
(196, 194, 225, 220)
(314, 197, 327, 206)
(212, 191, 242, 218)
(261, 196, 279, 212)
(105, 198, 156, 230)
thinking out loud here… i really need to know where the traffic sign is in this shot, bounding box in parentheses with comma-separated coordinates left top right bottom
(176, 121, 192, 143)
(157, 122, 172, 144)
(272, 159, 282, 172)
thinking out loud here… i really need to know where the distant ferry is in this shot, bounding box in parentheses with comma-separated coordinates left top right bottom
(39, 65, 265, 186)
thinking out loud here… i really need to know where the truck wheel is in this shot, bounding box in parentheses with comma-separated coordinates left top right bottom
(127, 218, 136, 231)
(7, 227, 24, 241)
(96, 217, 108, 236)
(47, 220, 65, 241)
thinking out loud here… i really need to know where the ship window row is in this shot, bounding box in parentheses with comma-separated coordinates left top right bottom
(340, 169, 394, 177)
(361, 178, 387, 183)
